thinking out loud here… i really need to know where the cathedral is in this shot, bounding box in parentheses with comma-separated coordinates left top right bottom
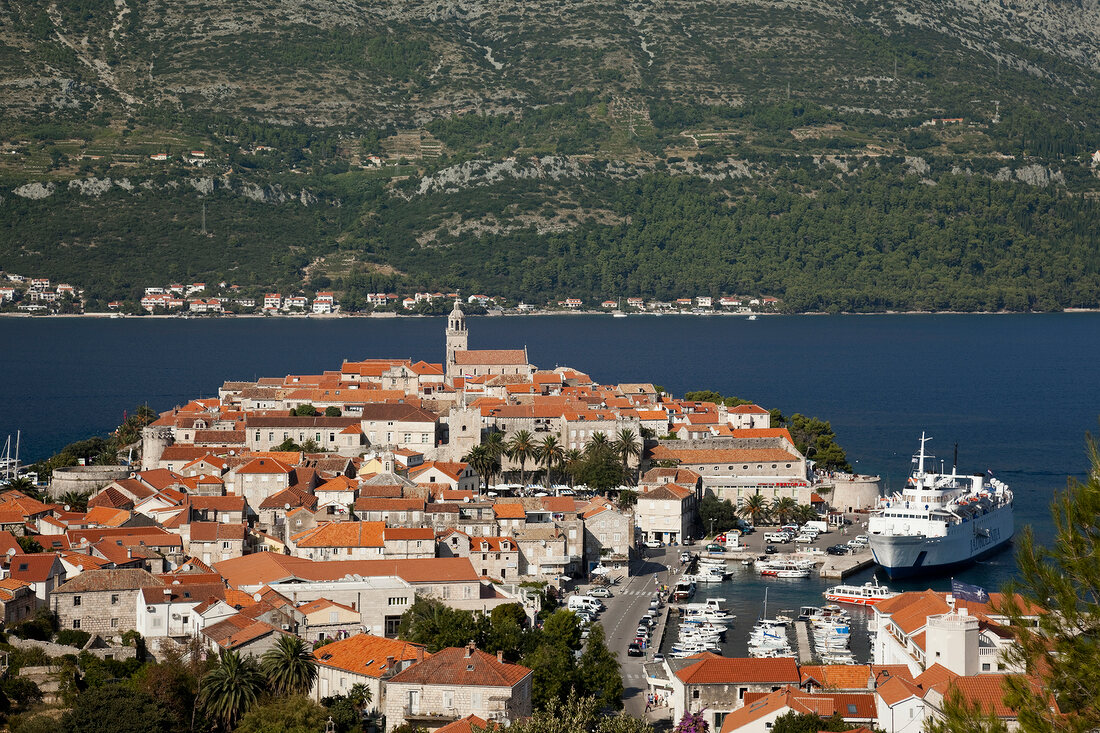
(444, 299, 534, 383)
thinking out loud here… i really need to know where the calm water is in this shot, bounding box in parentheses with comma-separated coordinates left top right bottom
(2, 313, 1098, 632)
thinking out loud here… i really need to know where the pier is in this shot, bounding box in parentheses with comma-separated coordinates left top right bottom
(818, 550, 876, 579)
(793, 621, 813, 663)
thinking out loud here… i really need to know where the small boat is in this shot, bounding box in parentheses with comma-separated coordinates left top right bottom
(748, 315, 758, 320)
(672, 581, 696, 602)
(824, 579, 898, 606)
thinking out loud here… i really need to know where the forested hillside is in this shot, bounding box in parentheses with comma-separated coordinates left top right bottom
(0, 0, 1098, 310)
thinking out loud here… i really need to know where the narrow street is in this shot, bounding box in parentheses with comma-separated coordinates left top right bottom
(581, 547, 681, 718)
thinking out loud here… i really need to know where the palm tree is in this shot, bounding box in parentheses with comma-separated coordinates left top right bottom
(772, 496, 799, 526)
(795, 504, 819, 524)
(349, 682, 373, 713)
(507, 430, 536, 488)
(585, 432, 611, 457)
(262, 634, 318, 697)
(199, 649, 266, 729)
(538, 435, 564, 487)
(4, 476, 36, 494)
(57, 490, 92, 511)
(738, 493, 770, 527)
(484, 432, 507, 487)
(612, 429, 641, 485)
(562, 449, 583, 488)
(463, 445, 495, 492)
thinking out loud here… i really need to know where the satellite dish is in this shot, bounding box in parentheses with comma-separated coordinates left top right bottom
(284, 503, 291, 511)
(6, 548, 15, 558)
(253, 592, 262, 602)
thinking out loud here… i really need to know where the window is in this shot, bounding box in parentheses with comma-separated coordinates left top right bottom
(739, 687, 747, 700)
(73, 619, 81, 629)
(111, 618, 119, 628)
(692, 690, 700, 699)
(329, 433, 335, 442)
(443, 691, 454, 709)
(73, 596, 81, 607)
(222, 541, 232, 550)
(111, 594, 119, 605)
(472, 692, 482, 708)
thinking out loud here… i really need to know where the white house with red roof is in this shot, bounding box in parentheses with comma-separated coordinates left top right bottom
(662, 654, 802, 733)
(383, 644, 532, 732)
(311, 633, 427, 705)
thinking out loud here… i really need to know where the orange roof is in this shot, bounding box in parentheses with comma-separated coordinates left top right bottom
(453, 350, 528, 366)
(799, 664, 873, 690)
(294, 521, 385, 548)
(435, 716, 495, 733)
(674, 654, 800, 684)
(313, 633, 427, 678)
(84, 506, 132, 527)
(649, 446, 801, 464)
(388, 646, 530, 687)
(237, 457, 292, 475)
(383, 527, 435, 541)
(214, 553, 479, 587)
(915, 663, 958, 690)
(876, 675, 926, 706)
(492, 504, 526, 519)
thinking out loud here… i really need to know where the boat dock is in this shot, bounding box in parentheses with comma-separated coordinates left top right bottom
(818, 551, 876, 579)
(793, 621, 813, 663)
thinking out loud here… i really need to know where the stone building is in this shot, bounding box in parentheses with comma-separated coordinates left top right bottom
(663, 654, 801, 733)
(581, 499, 634, 569)
(310, 633, 426, 707)
(50, 568, 164, 637)
(383, 644, 533, 732)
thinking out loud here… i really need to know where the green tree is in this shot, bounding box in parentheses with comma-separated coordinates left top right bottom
(618, 488, 638, 509)
(576, 624, 623, 710)
(324, 406, 342, 417)
(262, 634, 319, 696)
(463, 444, 498, 492)
(57, 490, 92, 511)
(16, 535, 43, 553)
(959, 437, 1100, 733)
(770, 712, 854, 733)
(787, 415, 851, 472)
(538, 435, 564, 487)
(235, 695, 328, 733)
(398, 597, 484, 652)
(738, 493, 770, 526)
(699, 495, 739, 536)
(771, 497, 798, 526)
(292, 404, 318, 417)
(508, 430, 537, 487)
(131, 644, 202, 733)
(613, 429, 640, 485)
(198, 649, 266, 730)
(522, 642, 578, 711)
(59, 685, 175, 733)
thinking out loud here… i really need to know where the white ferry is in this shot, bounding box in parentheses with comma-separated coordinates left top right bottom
(823, 579, 898, 606)
(868, 433, 1013, 579)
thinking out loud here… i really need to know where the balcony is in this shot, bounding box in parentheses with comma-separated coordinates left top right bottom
(403, 707, 460, 725)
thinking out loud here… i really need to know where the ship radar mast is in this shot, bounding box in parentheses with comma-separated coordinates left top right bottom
(916, 432, 932, 476)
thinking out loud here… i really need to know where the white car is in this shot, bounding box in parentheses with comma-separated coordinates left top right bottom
(794, 534, 815, 544)
(644, 540, 664, 549)
(588, 587, 613, 598)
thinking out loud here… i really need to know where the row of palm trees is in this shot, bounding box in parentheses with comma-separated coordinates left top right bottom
(198, 634, 365, 730)
(463, 428, 641, 491)
(737, 494, 819, 527)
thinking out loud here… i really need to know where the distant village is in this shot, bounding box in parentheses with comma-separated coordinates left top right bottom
(0, 270, 782, 316)
(0, 300, 1040, 732)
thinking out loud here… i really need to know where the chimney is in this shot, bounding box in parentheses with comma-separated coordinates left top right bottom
(416, 646, 425, 663)
(497, 650, 504, 664)
(386, 655, 395, 669)
(465, 642, 475, 658)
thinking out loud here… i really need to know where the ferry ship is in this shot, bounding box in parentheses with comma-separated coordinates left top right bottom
(868, 433, 1013, 579)
(823, 580, 898, 606)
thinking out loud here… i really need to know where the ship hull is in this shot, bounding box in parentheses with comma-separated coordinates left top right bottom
(869, 506, 1013, 579)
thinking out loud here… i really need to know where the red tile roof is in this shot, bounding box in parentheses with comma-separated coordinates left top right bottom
(674, 654, 800, 684)
(313, 633, 427, 678)
(388, 646, 530, 687)
(9, 554, 63, 582)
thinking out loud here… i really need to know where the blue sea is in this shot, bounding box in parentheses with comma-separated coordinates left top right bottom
(2, 312, 1097, 653)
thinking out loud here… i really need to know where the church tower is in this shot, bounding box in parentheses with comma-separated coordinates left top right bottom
(445, 297, 468, 382)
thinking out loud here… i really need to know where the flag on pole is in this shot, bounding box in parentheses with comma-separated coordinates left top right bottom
(951, 578, 989, 603)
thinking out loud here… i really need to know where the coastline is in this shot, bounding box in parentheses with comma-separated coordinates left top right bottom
(1, 309, 1098, 320)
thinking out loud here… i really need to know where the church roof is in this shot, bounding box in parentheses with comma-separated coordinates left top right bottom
(453, 349, 528, 365)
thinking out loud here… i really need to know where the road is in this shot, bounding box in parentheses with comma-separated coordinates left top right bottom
(578, 546, 681, 718)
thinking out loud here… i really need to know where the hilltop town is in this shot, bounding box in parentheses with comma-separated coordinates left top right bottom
(0, 301, 1051, 731)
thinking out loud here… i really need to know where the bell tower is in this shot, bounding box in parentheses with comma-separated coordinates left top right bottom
(445, 297, 468, 382)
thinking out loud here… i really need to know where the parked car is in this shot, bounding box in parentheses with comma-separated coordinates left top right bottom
(827, 544, 850, 555)
(652, 653, 665, 662)
(682, 537, 695, 546)
(705, 543, 725, 553)
(855, 534, 870, 543)
(588, 587, 613, 598)
(679, 552, 691, 563)
(765, 545, 778, 554)
(627, 643, 644, 657)
(644, 540, 664, 549)
(794, 534, 815, 544)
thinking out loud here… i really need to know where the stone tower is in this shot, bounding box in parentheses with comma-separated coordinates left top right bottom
(445, 297, 468, 382)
